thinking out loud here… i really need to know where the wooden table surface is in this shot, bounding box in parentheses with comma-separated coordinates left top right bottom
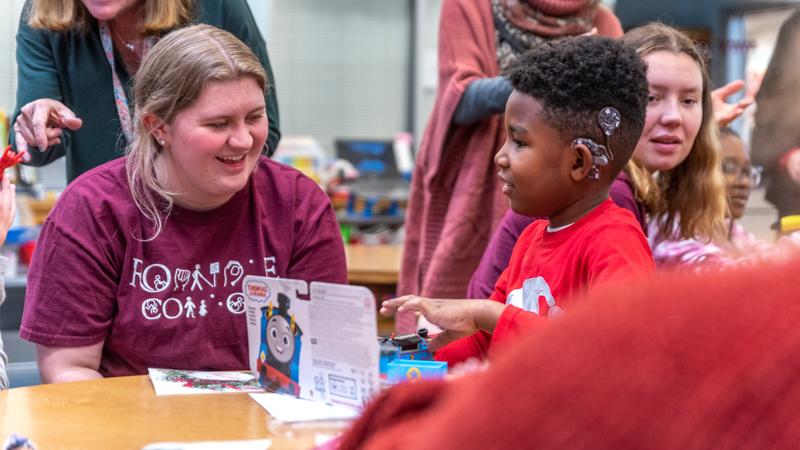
(0, 376, 348, 450)
(344, 244, 403, 285)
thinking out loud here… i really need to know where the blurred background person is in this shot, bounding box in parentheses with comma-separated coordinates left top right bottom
(751, 8, 800, 232)
(720, 128, 765, 250)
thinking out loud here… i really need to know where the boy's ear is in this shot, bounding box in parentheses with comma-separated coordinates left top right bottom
(570, 141, 594, 181)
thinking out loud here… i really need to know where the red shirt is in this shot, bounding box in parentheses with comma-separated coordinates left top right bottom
(436, 198, 655, 363)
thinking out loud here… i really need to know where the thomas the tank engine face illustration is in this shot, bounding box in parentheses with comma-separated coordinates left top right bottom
(266, 314, 295, 364)
(257, 291, 303, 395)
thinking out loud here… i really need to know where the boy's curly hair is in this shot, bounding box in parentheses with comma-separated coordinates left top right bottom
(506, 35, 649, 177)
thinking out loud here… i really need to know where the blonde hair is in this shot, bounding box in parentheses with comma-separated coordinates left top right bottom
(621, 23, 728, 242)
(25, 0, 195, 34)
(127, 24, 268, 239)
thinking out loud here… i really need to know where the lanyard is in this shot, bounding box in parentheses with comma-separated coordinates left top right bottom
(98, 20, 156, 142)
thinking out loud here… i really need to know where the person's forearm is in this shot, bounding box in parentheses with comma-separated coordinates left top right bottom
(40, 366, 103, 384)
(473, 300, 508, 334)
(453, 76, 514, 125)
(36, 341, 105, 384)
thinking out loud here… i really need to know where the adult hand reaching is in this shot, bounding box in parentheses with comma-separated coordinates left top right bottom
(380, 295, 506, 351)
(13, 99, 83, 162)
(712, 74, 762, 128)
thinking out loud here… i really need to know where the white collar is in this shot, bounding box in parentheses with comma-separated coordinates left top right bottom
(546, 222, 574, 232)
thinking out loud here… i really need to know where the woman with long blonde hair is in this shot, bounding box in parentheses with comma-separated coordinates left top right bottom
(622, 23, 727, 244)
(11, 0, 280, 183)
(19, 25, 344, 384)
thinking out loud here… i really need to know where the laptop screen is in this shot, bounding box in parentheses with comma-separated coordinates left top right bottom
(335, 140, 399, 178)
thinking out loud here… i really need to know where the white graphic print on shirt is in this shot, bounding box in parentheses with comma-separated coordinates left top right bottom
(505, 276, 565, 319)
(132, 257, 278, 321)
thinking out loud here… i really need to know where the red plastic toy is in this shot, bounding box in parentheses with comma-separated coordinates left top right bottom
(0, 146, 23, 173)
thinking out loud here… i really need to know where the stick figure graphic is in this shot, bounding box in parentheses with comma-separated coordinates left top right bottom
(199, 300, 207, 317)
(191, 264, 213, 291)
(185, 297, 196, 318)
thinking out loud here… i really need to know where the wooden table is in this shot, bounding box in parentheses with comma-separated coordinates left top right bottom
(344, 244, 403, 285)
(344, 244, 403, 335)
(0, 376, 348, 449)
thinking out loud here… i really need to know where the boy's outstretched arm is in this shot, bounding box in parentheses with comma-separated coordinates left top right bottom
(380, 296, 506, 351)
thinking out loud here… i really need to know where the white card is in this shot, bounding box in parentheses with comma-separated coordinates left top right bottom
(249, 393, 360, 422)
(243, 277, 380, 411)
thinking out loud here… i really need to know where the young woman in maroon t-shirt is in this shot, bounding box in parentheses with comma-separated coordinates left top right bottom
(21, 26, 346, 383)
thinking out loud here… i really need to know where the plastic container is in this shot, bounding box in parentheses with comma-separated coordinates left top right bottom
(272, 136, 329, 184)
(387, 359, 447, 384)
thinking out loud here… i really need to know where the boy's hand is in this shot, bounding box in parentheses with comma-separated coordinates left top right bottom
(380, 296, 506, 351)
(0, 174, 16, 246)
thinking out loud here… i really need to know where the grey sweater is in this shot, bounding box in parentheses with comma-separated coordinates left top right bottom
(0, 256, 8, 390)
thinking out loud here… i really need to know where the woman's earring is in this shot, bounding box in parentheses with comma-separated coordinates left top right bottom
(160, 140, 166, 145)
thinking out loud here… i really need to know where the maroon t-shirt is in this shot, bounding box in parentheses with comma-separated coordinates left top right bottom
(21, 156, 347, 377)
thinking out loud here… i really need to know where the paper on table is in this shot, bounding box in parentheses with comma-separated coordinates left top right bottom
(249, 393, 360, 422)
(148, 368, 264, 395)
(140, 440, 271, 450)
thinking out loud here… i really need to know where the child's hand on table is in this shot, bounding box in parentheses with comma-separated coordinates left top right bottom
(380, 296, 506, 351)
(0, 174, 17, 247)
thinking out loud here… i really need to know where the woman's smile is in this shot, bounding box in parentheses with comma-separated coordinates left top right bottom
(217, 154, 247, 166)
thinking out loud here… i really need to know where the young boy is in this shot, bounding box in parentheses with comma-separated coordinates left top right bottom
(382, 36, 655, 363)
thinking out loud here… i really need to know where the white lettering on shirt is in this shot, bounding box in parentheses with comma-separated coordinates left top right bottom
(264, 257, 277, 277)
(130, 259, 171, 293)
(142, 298, 162, 319)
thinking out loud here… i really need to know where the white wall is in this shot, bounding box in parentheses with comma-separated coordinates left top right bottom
(0, 0, 26, 114)
(413, 0, 441, 153)
(265, 0, 412, 156)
